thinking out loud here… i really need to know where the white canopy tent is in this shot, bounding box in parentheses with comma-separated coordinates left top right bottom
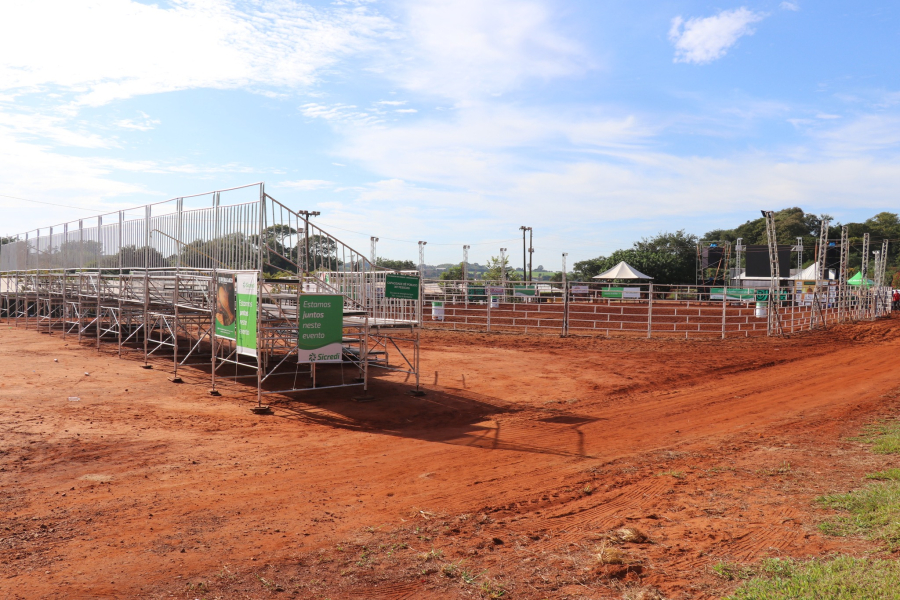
(591, 261, 653, 280)
(791, 264, 819, 280)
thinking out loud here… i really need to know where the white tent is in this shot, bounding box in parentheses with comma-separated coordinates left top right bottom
(791, 264, 818, 280)
(591, 261, 653, 280)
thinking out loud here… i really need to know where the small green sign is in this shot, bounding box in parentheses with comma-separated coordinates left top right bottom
(234, 273, 258, 357)
(513, 286, 536, 297)
(755, 289, 788, 302)
(385, 274, 420, 300)
(298, 294, 344, 363)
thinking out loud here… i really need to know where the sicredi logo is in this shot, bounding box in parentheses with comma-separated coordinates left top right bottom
(317, 352, 340, 361)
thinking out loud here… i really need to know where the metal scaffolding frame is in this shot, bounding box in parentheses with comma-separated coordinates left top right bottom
(0, 183, 422, 404)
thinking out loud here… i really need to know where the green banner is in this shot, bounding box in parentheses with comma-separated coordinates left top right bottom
(235, 273, 257, 357)
(754, 289, 788, 301)
(513, 286, 536, 297)
(710, 287, 756, 300)
(385, 274, 420, 299)
(214, 275, 236, 340)
(298, 294, 344, 363)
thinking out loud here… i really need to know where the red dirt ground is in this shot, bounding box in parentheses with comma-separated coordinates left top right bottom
(3, 317, 900, 599)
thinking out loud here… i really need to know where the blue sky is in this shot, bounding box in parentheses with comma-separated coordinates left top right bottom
(1, 0, 899, 268)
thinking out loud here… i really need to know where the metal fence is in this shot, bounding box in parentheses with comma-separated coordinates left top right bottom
(421, 280, 892, 338)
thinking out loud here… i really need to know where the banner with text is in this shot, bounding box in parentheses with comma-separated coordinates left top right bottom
(385, 274, 420, 300)
(235, 273, 258, 357)
(298, 294, 343, 364)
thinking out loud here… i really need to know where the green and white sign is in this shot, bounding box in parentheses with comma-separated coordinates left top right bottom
(385, 274, 420, 300)
(298, 294, 343, 364)
(235, 273, 258, 357)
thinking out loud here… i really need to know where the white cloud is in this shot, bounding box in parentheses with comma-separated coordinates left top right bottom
(280, 179, 333, 191)
(0, 132, 147, 232)
(0, 0, 391, 106)
(299, 103, 384, 125)
(114, 112, 161, 131)
(396, 108, 418, 113)
(335, 103, 652, 192)
(780, 2, 800, 11)
(376, 100, 407, 106)
(669, 8, 766, 65)
(810, 114, 900, 156)
(0, 111, 113, 149)
(389, 0, 587, 101)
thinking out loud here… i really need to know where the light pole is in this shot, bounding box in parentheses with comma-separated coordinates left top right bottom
(370, 236, 379, 266)
(462, 245, 470, 281)
(500, 248, 507, 282)
(561, 252, 568, 286)
(519, 226, 529, 281)
(528, 228, 534, 282)
(418, 241, 427, 277)
(298, 210, 320, 276)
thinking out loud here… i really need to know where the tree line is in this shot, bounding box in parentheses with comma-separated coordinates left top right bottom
(573, 208, 900, 285)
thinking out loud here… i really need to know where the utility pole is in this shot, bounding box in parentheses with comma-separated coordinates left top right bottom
(370, 236, 378, 266)
(418, 241, 427, 278)
(500, 248, 507, 282)
(528, 227, 534, 282)
(519, 226, 530, 281)
(561, 252, 568, 285)
(795, 236, 803, 271)
(735, 237, 744, 278)
(462, 245, 470, 281)
(298, 210, 320, 276)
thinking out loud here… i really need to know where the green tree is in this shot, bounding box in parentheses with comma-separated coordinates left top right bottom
(575, 230, 698, 284)
(703, 208, 825, 248)
(376, 257, 417, 271)
(440, 262, 467, 280)
(549, 271, 566, 282)
(483, 255, 521, 281)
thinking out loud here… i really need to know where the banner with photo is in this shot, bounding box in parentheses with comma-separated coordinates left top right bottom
(214, 275, 237, 340)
